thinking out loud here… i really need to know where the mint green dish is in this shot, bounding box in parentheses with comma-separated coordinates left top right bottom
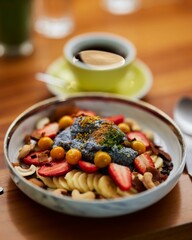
(46, 57, 153, 99)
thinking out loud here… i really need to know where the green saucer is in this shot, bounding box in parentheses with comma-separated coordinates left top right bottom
(46, 58, 153, 99)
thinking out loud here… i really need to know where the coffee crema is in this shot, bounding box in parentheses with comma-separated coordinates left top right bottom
(73, 50, 125, 70)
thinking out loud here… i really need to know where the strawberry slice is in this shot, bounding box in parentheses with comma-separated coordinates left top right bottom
(108, 163, 132, 191)
(134, 152, 155, 174)
(31, 122, 59, 139)
(38, 160, 72, 177)
(105, 115, 124, 125)
(23, 151, 50, 166)
(127, 131, 150, 148)
(78, 160, 99, 173)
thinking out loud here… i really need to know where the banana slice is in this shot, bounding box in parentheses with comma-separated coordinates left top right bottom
(72, 171, 84, 192)
(93, 173, 102, 194)
(98, 176, 117, 199)
(58, 176, 71, 191)
(87, 173, 95, 191)
(38, 175, 57, 189)
(78, 172, 89, 192)
(53, 176, 64, 189)
(65, 170, 78, 190)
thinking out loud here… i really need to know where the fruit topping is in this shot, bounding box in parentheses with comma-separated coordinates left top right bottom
(50, 146, 65, 160)
(127, 131, 150, 148)
(31, 122, 59, 139)
(134, 152, 155, 174)
(78, 160, 99, 173)
(66, 148, 82, 165)
(38, 160, 72, 177)
(108, 163, 132, 191)
(105, 114, 124, 125)
(23, 151, 50, 166)
(94, 151, 112, 168)
(38, 136, 54, 150)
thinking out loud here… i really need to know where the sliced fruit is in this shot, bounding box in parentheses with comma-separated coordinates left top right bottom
(127, 131, 150, 148)
(108, 163, 132, 191)
(105, 115, 124, 125)
(78, 172, 89, 192)
(23, 151, 50, 166)
(64, 170, 78, 189)
(134, 152, 155, 174)
(78, 160, 99, 173)
(87, 173, 95, 191)
(31, 122, 59, 139)
(72, 171, 84, 192)
(38, 160, 72, 177)
(98, 175, 117, 198)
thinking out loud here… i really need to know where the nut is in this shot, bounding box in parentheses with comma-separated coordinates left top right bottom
(18, 144, 35, 159)
(124, 118, 141, 131)
(28, 178, 45, 188)
(36, 117, 50, 129)
(142, 172, 158, 189)
(52, 188, 68, 195)
(14, 164, 36, 176)
(71, 189, 95, 200)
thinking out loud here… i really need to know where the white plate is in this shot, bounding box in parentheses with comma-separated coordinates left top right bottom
(46, 58, 153, 99)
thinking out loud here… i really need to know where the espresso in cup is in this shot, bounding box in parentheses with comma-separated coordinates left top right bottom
(64, 33, 136, 92)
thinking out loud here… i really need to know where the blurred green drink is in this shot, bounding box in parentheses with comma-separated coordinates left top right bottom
(0, 0, 33, 57)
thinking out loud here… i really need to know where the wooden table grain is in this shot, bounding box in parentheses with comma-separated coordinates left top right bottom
(0, 0, 192, 239)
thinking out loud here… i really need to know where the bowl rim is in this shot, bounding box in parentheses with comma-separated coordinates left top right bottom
(4, 93, 186, 205)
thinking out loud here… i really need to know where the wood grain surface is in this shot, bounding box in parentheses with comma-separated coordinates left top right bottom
(0, 0, 192, 239)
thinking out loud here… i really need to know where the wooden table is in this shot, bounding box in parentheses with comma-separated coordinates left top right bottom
(1, 0, 192, 239)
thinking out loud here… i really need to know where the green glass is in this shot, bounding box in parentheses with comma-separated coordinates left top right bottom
(0, 0, 33, 57)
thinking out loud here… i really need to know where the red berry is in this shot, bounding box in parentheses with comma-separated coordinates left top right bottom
(23, 151, 50, 166)
(31, 122, 59, 139)
(38, 160, 72, 177)
(105, 115, 124, 125)
(78, 160, 99, 173)
(108, 163, 132, 191)
(134, 152, 155, 174)
(127, 131, 150, 148)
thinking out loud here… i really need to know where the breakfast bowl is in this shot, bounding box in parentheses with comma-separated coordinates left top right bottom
(4, 93, 185, 217)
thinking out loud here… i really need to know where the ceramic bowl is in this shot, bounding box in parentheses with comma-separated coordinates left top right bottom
(4, 93, 185, 217)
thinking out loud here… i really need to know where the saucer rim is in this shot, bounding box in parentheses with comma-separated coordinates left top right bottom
(45, 57, 153, 99)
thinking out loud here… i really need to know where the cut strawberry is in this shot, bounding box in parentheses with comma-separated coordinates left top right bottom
(127, 131, 150, 148)
(105, 115, 124, 125)
(108, 163, 132, 191)
(78, 160, 99, 173)
(23, 151, 50, 166)
(31, 122, 59, 139)
(134, 152, 155, 174)
(38, 160, 72, 177)
(75, 110, 96, 117)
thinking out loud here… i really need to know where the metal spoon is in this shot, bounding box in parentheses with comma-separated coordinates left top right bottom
(36, 72, 77, 90)
(174, 97, 192, 176)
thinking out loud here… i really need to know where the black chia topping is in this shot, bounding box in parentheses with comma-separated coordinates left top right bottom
(54, 116, 138, 167)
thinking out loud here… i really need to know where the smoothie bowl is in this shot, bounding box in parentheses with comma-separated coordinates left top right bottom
(4, 94, 185, 217)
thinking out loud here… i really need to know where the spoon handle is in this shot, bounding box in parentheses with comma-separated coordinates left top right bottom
(184, 135, 192, 177)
